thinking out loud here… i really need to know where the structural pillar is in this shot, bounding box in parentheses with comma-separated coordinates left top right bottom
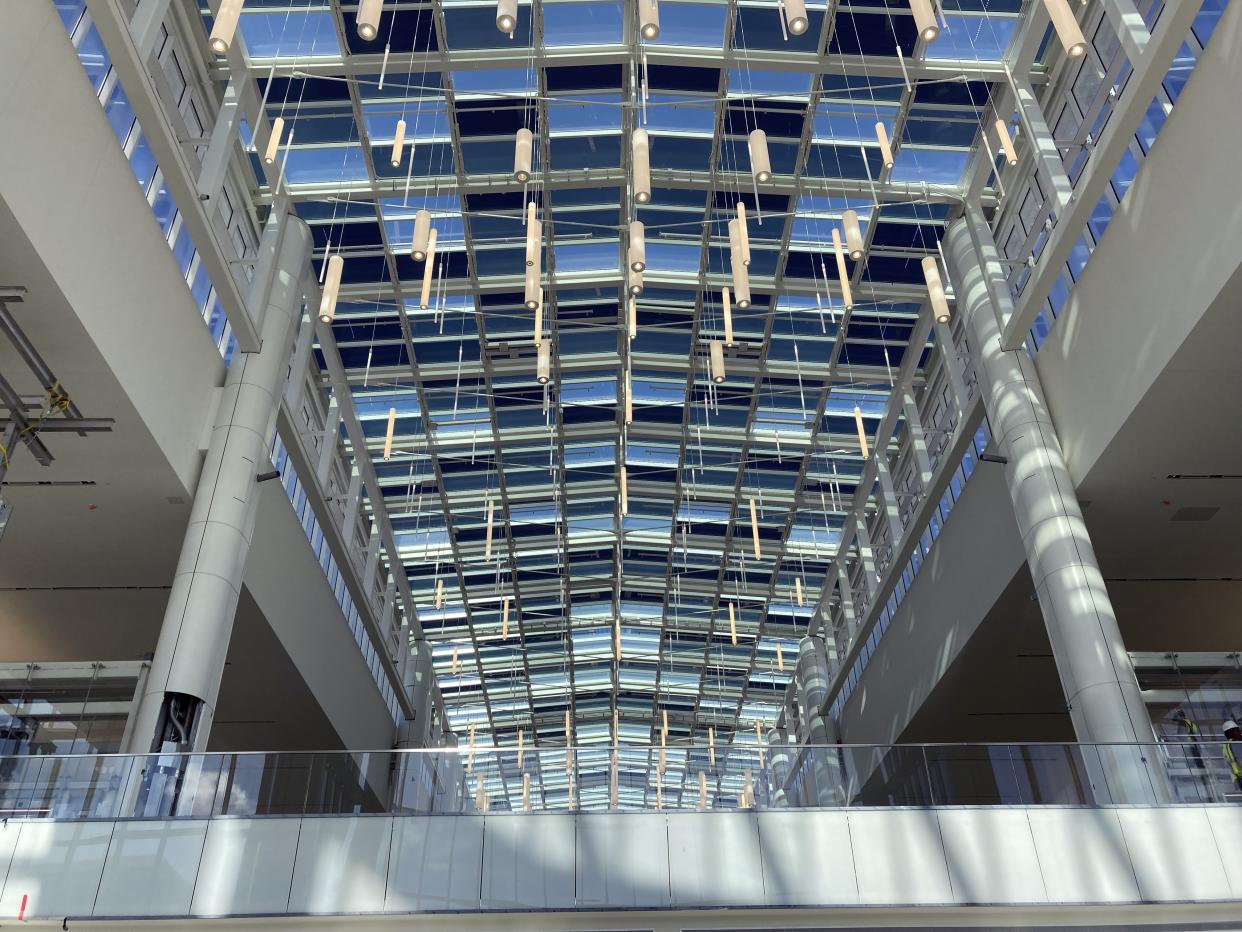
(793, 636, 841, 806)
(127, 216, 313, 753)
(943, 217, 1166, 804)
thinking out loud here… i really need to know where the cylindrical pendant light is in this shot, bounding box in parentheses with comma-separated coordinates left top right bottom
(854, 405, 870, 459)
(731, 257, 751, 309)
(1043, 0, 1087, 57)
(629, 220, 647, 272)
(536, 342, 551, 384)
(776, 642, 785, 672)
(922, 255, 951, 324)
(383, 406, 396, 460)
(263, 116, 284, 166)
(534, 293, 543, 347)
(625, 369, 633, 425)
(525, 214, 541, 269)
(419, 228, 437, 309)
(496, 0, 517, 34)
(728, 602, 737, 645)
(514, 127, 534, 182)
(475, 777, 487, 812)
(909, 0, 939, 42)
(435, 577, 444, 608)
(609, 750, 618, 808)
(709, 340, 726, 384)
(875, 122, 895, 170)
(722, 286, 734, 346)
(525, 267, 540, 310)
(628, 267, 644, 297)
(565, 708, 572, 740)
(451, 645, 460, 675)
(748, 129, 772, 183)
(754, 721, 765, 766)
(620, 465, 629, 515)
(728, 218, 742, 259)
(319, 254, 343, 324)
(484, 498, 495, 560)
(390, 118, 406, 167)
(502, 595, 510, 638)
(795, 575, 804, 606)
(639, 0, 660, 39)
(627, 297, 637, 341)
(842, 209, 864, 261)
(656, 780, 663, 810)
(661, 709, 668, 738)
(522, 772, 531, 810)
(784, 0, 809, 36)
(831, 228, 854, 310)
(995, 118, 1019, 166)
(632, 130, 651, 204)
(357, 0, 383, 40)
(709, 725, 717, 766)
(412, 209, 432, 261)
(749, 497, 762, 559)
(698, 770, 708, 809)
(736, 203, 751, 266)
(517, 727, 525, 768)
(208, 0, 245, 54)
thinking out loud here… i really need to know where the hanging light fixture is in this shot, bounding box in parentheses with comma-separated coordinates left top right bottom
(390, 118, 406, 167)
(909, 0, 939, 42)
(412, 209, 432, 261)
(628, 297, 637, 341)
(748, 129, 772, 183)
(728, 602, 737, 645)
(628, 267, 644, 297)
(709, 340, 726, 384)
(736, 203, 751, 266)
(995, 118, 1019, 166)
(755, 721, 765, 766)
(496, 0, 517, 34)
(842, 209, 864, 261)
(698, 771, 708, 809)
(525, 201, 540, 268)
(451, 646, 460, 675)
(661, 709, 669, 739)
(357, 0, 383, 40)
(783, 0, 809, 36)
(514, 128, 534, 182)
(208, 0, 245, 54)
(613, 616, 622, 661)
(632, 130, 651, 204)
(263, 117, 284, 166)
(831, 229, 854, 310)
(502, 595, 511, 639)
(609, 751, 619, 808)
(435, 577, 444, 608)
(1042, 0, 1087, 57)
(319, 254, 343, 324)
(776, 642, 785, 672)
(468, 722, 476, 771)
(731, 256, 751, 309)
(922, 255, 951, 324)
(629, 220, 647, 272)
(522, 773, 531, 811)
(620, 465, 629, 515)
(419, 228, 438, 309)
(749, 497, 762, 559)
(517, 728, 525, 768)
(875, 122, 895, 170)
(525, 267, 540, 311)
(383, 406, 396, 460)
(534, 291, 543, 347)
(639, 0, 660, 39)
(536, 342, 551, 384)
(484, 499, 495, 559)
(854, 405, 870, 459)
(723, 287, 734, 346)
(795, 576, 804, 606)
(708, 725, 717, 766)
(625, 369, 633, 425)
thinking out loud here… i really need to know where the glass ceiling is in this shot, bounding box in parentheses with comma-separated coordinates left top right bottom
(207, 0, 1025, 764)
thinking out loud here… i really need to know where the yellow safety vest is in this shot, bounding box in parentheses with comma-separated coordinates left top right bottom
(1225, 743, 1242, 779)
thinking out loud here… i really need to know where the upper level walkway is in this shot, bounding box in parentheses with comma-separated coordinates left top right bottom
(0, 743, 1240, 926)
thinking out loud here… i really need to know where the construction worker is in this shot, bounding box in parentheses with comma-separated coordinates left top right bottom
(1173, 709, 1204, 770)
(1222, 721, 1242, 793)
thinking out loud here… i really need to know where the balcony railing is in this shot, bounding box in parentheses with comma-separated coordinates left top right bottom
(0, 740, 1236, 821)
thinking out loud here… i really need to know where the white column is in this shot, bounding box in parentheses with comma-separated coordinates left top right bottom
(943, 217, 1166, 803)
(794, 636, 842, 806)
(127, 216, 313, 752)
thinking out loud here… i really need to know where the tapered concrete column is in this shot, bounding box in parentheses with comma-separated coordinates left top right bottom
(943, 217, 1165, 803)
(128, 216, 313, 752)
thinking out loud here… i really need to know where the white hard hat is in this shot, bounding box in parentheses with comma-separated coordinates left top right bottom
(1224, 720, 1239, 732)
